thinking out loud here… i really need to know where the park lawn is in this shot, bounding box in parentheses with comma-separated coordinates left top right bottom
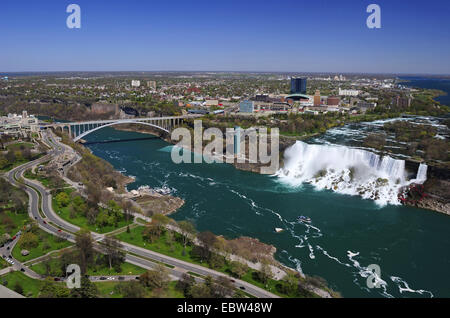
(0, 211, 30, 237)
(52, 199, 133, 234)
(29, 257, 62, 277)
(0, 271, 42, 298)
(0, 257, 8, 269)
(95, 281, 123, 298)
(115, 226, 198, 265)
(6, 142, 35, 151)
(87, 262, 147, 276)
(0, 158, 31, 173)
(12, 229, 73, 262)
(95, 280, 184, 298)
(31, 257, 146, 277)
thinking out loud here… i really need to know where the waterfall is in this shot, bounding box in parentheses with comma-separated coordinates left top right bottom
(277, 141, 419, 206)
(414, 164, 428, 184)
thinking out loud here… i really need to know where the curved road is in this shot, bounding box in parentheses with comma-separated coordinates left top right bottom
(4, 131, 279, 298)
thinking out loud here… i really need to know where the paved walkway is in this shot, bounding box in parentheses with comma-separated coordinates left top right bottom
(0, 284, 25, 298)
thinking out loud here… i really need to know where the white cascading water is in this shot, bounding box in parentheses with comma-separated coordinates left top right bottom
(277, 141, 428, 206)
(414, 164, 428, 184)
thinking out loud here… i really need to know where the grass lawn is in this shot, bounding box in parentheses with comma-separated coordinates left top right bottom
(115, 226, 199, 264)
(0, 271, 42, 298)
(0, 211, 30, 238)
(31, 256, 146, 277)
(95, 280, 184, 298)
(29, 257, 62, 276)
(6, 142, 35, 151)
(55, 203, 132, 234)
(12, 229, 72, 262)
(0, 257, 8, 269)
(52, 192, 133, 234)
(95, 281, 123, 298)
(0, 158, 31, 173)
(87, 262, 146, 276)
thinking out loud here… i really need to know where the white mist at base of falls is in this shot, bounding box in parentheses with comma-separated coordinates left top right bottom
(276, 141, 428, 206)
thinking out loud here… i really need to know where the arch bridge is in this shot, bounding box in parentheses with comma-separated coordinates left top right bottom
(48, 115, 200, 142)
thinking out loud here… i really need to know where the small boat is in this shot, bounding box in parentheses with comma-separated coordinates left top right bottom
(298, 216, 312, 224)
(275, 228, 284, 233)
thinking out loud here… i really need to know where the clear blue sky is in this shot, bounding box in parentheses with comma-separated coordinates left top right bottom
(0, 0, 449, 74)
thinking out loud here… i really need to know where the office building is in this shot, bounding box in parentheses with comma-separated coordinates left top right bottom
(290, 78, 307, 94)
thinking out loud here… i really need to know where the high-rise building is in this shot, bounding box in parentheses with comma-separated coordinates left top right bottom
(290, 78, 307, 94)
(131, 80, 141, 88)
(314, 90, 321, 106)
(239, 100, 254, 113)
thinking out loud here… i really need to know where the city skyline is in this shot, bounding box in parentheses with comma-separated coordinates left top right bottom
(0, 0, 450, 74)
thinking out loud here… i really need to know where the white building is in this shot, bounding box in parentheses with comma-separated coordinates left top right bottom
(339, 88, 359, 97)
(0, 112, 39, 134)
(131, 80, 141, 88)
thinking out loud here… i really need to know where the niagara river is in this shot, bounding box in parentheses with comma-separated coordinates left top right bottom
(83, 117, 450, 298)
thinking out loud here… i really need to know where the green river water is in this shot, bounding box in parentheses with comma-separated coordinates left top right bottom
(84, 124, 450, 298)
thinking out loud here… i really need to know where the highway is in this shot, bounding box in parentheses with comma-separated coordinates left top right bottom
(3, 130, 279, 298)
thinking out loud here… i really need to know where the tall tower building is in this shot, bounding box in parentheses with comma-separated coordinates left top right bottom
(290, 78, 307, 94)
(314, 90, 321, 106)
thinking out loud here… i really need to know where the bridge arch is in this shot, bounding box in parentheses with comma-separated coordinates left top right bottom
(73, 120, 170, 142)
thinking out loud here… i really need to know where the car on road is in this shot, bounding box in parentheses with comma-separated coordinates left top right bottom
(99, 277, 106, 281)
(43, 221, 47, 224)
(20, 268, 25, 272)
(239, 286, 246, 290)
(118, 276, 124, 281)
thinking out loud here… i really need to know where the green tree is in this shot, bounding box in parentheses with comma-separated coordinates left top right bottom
(140, 264, 170, 290)
(115, 281, 146, 298)
(75, 229, 94, 274)
(70, 277, 98, 298)
(229, 261, 248, 278)
(55, 192, 70, 208)
(178, 220, 196, 255)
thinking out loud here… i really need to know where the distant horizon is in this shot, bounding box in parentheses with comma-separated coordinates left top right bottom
(1, 70, 450, 77)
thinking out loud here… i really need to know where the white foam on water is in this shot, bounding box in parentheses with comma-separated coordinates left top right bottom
(390, 276, 434, 298)
(277, 141, 428, 206)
